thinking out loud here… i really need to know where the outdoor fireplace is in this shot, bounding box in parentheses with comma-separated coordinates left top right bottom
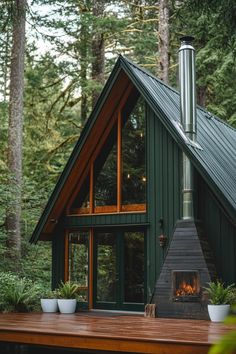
(153, 220, 216, 319)
(173, 270, 200, 302)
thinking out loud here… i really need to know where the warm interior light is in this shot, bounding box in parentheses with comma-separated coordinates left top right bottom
(176, 280, 197, 296)
(127, 173, 130, 179)
(142, 176, 146, 182)
(173, 271, 199, 299)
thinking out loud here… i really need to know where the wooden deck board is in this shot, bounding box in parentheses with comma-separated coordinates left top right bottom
(0, 312, 235, 353)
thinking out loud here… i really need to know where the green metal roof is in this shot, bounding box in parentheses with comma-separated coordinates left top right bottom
(30, 55, 236, 243)
(120, 56, 236, 223)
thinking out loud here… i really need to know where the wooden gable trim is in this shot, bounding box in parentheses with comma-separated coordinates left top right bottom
(42, 72, 135, 237)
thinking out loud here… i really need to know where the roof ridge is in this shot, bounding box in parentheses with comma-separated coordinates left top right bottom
(120, 55, 236, 134)
(120, 55, 179, 96)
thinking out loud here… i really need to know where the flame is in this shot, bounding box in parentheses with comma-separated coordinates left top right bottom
(175, 280, 197, 296)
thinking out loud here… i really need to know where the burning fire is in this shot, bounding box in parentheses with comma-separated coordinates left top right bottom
(176, 280, 197, 296)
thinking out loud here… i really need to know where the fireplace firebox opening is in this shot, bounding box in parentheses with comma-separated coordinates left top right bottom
(173, 270, 200, 302)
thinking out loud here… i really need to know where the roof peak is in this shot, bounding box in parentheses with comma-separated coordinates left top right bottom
(120, 55, 236, 133)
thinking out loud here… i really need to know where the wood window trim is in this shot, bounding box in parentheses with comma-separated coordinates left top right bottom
(68, 87, 146, 216)
(69, 204, 146, 216)
(94, 205, 117, 213)
(121, 204, 146, 212)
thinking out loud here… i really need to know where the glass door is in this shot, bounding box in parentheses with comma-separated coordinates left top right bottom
(93, 231, 118, 309)
(68, 231, 89, 308)
(93, 229, 146, 311)
(123, 231, 145, 308)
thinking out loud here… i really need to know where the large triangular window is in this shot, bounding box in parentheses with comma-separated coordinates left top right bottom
(69, 94, 146, 215)
(70, 174, 90, 214)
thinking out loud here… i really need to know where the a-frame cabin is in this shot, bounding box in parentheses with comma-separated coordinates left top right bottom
(30, 53, 236, 315)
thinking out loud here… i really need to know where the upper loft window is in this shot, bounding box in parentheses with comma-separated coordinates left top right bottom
(122, 96, 146, 210)
(69, 94, 146, 215)
(94, 123, 118, 213)
(72, 174, 90, 214)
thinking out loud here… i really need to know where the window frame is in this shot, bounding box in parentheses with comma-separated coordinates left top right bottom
(68, 93, 146, 216)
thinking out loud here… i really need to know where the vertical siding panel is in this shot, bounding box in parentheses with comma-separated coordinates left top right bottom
(65, 212, 147, 228)
(52, 221, 65, 289)
(197, 172, 236, 284)
(147, 106, 181, 295)
(146, 105, 157, 297)
(155, 111, 162, 278)
(220, 213, 235, 283)
(162, 128, 168, 240)
(173, 144, 181, 225)
(168, 134, 174, 238)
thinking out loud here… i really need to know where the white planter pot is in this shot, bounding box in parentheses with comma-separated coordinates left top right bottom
(208, 304, 230, 322)
(41, 299, 58, 313)
(58, 299, 77, 314)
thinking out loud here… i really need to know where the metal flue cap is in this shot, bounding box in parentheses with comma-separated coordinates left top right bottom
(180, 36, 195, 45)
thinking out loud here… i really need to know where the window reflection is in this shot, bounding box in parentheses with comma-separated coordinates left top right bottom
(96, 232, 116, 303)
(122, 97, 146, 207)
(71, 175, 90, 214)
(94, 123, 117, 212)
(68, 231, 89, 303)
(124, 231, 144, 303)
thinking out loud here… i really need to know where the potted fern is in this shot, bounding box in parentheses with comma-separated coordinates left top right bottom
(57, 281, 79, 314)
(205, 281, 236, 322)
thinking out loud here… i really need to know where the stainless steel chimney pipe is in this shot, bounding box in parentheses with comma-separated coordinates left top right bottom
(179, 36, 196, 219)
(179, 36, 197, 141)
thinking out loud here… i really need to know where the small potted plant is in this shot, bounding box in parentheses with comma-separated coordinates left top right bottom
(205, 280, 236, 322)
(40, 290, 58, 313)
(57, 281, 79, 314)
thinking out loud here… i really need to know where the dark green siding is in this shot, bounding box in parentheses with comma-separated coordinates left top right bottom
(196, 172, 236, 284)
(52, 221, 65, 288)
(146, 106, 181, 298)
(65, 212, 147, 228)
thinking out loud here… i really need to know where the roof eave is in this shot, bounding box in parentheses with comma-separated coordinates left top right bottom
(30, 58, 124, 244)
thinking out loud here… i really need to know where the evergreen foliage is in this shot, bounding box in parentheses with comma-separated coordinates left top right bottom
(0, 272, 41, 312)
(0, 0, 235, 311)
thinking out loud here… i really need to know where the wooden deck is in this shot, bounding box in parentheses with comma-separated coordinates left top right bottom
(0, 312, 235, 353)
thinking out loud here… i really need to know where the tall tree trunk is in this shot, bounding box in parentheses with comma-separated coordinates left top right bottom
(158, 0, 169, 84)
(80, 14, 88, 125)
(3, 30, 11, 102)
(91, 0, 105, 108)
(6, 0, 26, 263)
(197, 86, 206, 107)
